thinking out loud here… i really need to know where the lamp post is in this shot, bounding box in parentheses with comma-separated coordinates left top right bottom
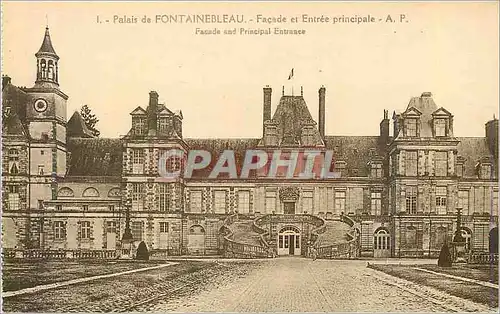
(121, 199, 134, 259)
(452, 207, 466, 262)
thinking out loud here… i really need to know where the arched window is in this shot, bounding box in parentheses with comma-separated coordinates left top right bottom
(374, 228, 391, 250)
(490, 227, 498, 254)
(460, 227, 472, 251)
(8, 149, 19, 174)
(57, 187, 75, 198)
(405, 226, 417, 248)
(432, 226, 448, 250)
(47, 60, 54, 80)
(82, 187, 100, 197)
(189, 225, 205, 234)
(40, 59, 47, 79)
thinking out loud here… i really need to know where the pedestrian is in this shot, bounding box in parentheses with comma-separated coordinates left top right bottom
(311, 247, 317, 261)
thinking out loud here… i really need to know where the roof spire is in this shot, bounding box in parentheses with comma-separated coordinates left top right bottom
(36, 25, 59, 59)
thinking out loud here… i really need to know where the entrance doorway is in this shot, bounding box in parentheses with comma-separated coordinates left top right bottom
(373, 228, 391, 258)
(284, 202, 295, 215)
(277, 226, 301, 256)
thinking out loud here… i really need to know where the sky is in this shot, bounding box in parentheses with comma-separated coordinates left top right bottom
(2, 1, 499, 139)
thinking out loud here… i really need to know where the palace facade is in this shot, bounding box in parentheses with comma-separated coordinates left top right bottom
(2, 27, 498, 259)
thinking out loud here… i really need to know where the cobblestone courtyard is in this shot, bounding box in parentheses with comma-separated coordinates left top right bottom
(3, 258, 497, 312)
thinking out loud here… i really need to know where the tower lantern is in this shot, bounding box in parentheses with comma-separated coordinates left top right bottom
(35, 27, 59, 86)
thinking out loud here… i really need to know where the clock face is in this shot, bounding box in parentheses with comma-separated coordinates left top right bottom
(34, 99, 48, 113)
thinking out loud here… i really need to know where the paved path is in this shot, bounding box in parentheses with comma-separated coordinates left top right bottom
(2, 262, 178, 298)
(143, 258, 496, 312)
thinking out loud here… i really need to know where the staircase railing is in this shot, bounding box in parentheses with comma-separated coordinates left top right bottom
(222, 213, 269, 258)
(315, 213, 360, 259)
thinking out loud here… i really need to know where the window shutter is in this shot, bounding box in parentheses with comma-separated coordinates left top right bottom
(447, 185, 454, 214)
(418, 151, 425, 176)
(428, 151, 434, 176)
(77, 221, 81, 240)
(90, 221, 94, 240)
(417, 185, 424, 214)
(399, 151, 405, 175)
(447, 151, 454, 175)
(430, 186, 436, 213)
(63, 221, 67, 239)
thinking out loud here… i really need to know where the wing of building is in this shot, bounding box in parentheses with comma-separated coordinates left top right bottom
(2, 27, 498, 259)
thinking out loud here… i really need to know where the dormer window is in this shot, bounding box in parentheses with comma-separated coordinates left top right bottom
(435, 118, 446, 137)
(370, 162, 383, 178)
(480, 164, 492, 179)
(133, 117, 145, 135)
(405, 119, 417, 137)
(336, 161, 346, 177)
(265, 126, 278, 146)
(158, 117, 168, 134)
(301, 127, 314, 146)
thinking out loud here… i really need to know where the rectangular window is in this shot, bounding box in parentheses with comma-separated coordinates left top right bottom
(436, 186, 447, 215)
(132, 149, 144, 174)
(190, 190, 203, 213)
(371, 163, 383, 178)
(326, 187, 334, 213)
(456, 163, 464, 178)
(106, 221, 117, 233)
(265, 191, 276, 213)
(493, 190, 499, 216)
(8, 193, 20, 211)
(159, 222, 169, 233)
(481, 164, 491, 179)
(335, 191, 346, 214)
(80, 221, 91, 239)
(371, 192, 382, 215)
(405, 186, 417, 214)
(133, 118, 145, 135)
(302, 191, 313, 214)
(458, 190, 469, 215)
(405, 151, 418, 176)
(213, 190, 226, 214)
(82, 205, 89, 211)
(434, 151, 448, 177)
(405, 119, 417, 137)
(54, 221, 66, 240)
(158, 184, 170, 212)
(56, 204, 62, 211)
(158, 118, 168, 134)
(237, 190, 250, 214)
(131, 183, 144, 211)
(131, 221, 143, 241)
(435, 119, 446, 137)
(108, 205, 115, 212)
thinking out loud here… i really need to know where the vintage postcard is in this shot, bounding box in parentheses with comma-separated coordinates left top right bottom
(1, 1, 499, 313)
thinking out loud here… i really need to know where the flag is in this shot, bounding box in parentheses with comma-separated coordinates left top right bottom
(288, 68, 294, 80)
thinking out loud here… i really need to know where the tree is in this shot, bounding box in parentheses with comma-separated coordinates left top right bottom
(438, 243, 452, 267)
(135, 241, 149, 260)
(80, 105, 100, 137)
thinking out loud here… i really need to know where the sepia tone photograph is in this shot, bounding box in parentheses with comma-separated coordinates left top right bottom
(1, 1, 499, 313)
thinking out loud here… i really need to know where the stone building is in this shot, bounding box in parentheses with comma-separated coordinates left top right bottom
(2, 27, 498, 258)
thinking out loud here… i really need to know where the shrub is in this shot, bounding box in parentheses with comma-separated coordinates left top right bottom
(135, 241, 149, 260)
(438, 243, 452, 267)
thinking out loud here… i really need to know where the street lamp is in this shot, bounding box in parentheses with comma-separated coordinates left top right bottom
(452, 207, 466, 262)
(121, 199, 134, 259)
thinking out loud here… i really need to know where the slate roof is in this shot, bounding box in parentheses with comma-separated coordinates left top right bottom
(36, 27, 58, 58)
(268, 96, 323, 146)
(324, 136, 385, 177)
(66, 138, 123, 177)
(456, 137, 495, 178)
(67, 111, 94, 138)
(2, 81, 29, 139)
(400, 93, 439, 138)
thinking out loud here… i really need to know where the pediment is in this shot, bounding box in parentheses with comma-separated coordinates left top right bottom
(432, 107, 452, 117)
(130, 106, 146, 115)
(158, 108, 173, 116)
(402, 106, 422, 117)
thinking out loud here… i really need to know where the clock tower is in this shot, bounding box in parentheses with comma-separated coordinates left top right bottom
(24, 26, 68, 208)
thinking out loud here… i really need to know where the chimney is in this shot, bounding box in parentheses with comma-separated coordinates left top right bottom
(2, 75, 11, 89)
(379, 109, 390, 146)
(486, 117, 499, 159)
(263, 86, 272, 122)
(318, 86, 326, 138)
(147, 91, 159, 134)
